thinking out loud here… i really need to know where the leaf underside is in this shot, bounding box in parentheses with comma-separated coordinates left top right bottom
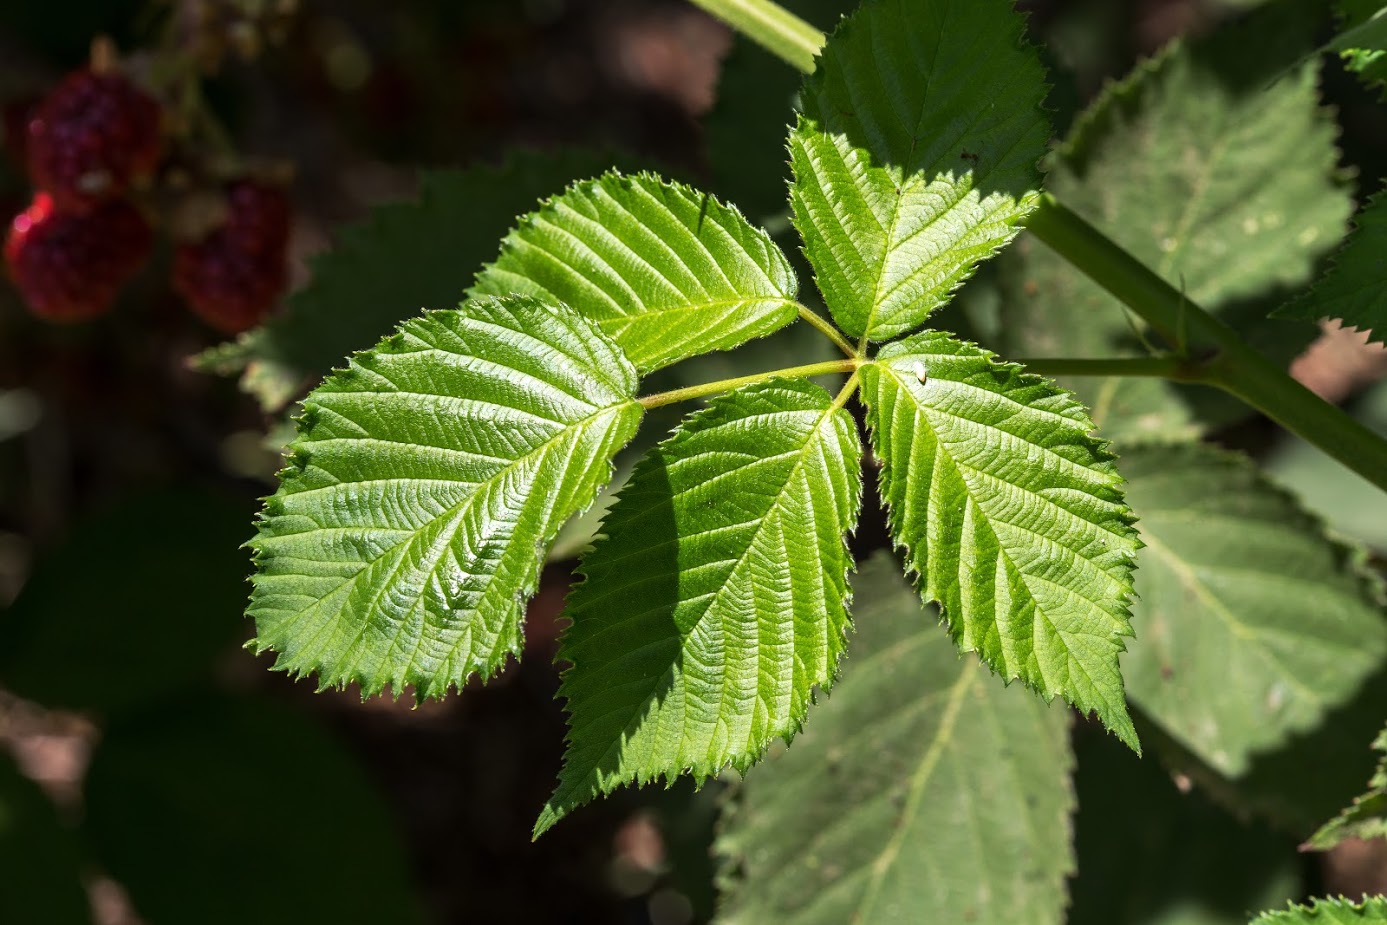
(536, 378, 862, 837)
(248, 295, 642, 698)
(1000, 4, 1347, 440)
(471, 171, 800, 373)
(717, 553, 1074, 925)
(1119, 444, 1387, 778)
(1306, 723, 1387, 850)
(790, 0, 1051, 343)
(1277, 185, 1387, 346)
(860, 330, 1142, 749)
(1252, 897, 1387, 924)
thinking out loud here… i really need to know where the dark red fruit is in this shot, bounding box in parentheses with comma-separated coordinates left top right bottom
(27, 69, 163, 211)
(173, 181, 290, 334)
(4, 192, 153, 322)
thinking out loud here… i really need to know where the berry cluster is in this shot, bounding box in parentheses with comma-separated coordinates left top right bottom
(4, 59, 290, 334)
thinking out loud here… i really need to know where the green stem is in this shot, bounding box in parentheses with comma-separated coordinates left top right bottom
(1026, 194, 1387, 494)
(686, 0, 822, 73)
(798, 304, 859, 358)
(638, 358, 860, 410)
(1014, 356, 1207, 381)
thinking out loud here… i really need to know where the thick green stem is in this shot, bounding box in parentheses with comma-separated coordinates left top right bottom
(686, 0, 822, 73)
(638, 358, 860, 410)
(1026, 195, 1387, 494)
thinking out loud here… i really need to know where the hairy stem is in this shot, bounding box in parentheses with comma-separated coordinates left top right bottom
(686, 0, 822, 73)
(1026, 195, 1387, 494)
(638, 358, 861, 410)
(798, 304, 859, 358)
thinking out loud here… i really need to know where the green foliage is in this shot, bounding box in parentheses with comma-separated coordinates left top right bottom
(1276, 185, 1387, 345)
(1068, 731, 1300, 925)
(860, 330, 1142, 748)
(197, 151, 628, 410)
(1305, 723, 1387, 849)
(790, 0, 1050, 342)
(999, 3, 1347, 439)
(248, 295, 642, 697)
(1251, 897, 1387, 924)
(0, 487, 252, 715)
(470, 172, 800, 372)
(717, 554, 1075, 925)
(1119, 444, 1387, 777)
(1331, 0, 1387, 96)
(536, 378, 861, 836)
(83, 696, 424, 925)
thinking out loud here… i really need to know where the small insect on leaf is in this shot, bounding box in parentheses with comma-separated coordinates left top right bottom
(913, 361, 928, 384)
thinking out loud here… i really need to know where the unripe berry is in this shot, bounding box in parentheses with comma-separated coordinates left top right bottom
(4, 192, 153, 322)
(26, 69, 164, 212)
(173, 181, 290, 334)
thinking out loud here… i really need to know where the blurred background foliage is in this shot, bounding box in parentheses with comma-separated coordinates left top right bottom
(0, 0, 1384, 923)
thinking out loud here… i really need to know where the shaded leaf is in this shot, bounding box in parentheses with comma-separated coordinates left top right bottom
(999, 4, 1347, 439)
(860, 330, 1141, 747)
(1069, 727, 1300, 925)
(1331, 0, 1387, 96)
(83, 696, 423, 925)
(0, 486, 252, 715)
(1305, 723, 1387, 850)
(471, 172, 799, 373)
(716, 553, 1074, 925)
(536, 378, 861, 836)
(1120, 443, 1387, 777)
(249, 295, 642, 698)
(791, 0, 1050, 342)
(1276, 184, 1387, 345)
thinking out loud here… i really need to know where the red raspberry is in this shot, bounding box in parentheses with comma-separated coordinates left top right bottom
(4, 192, 153, 322)
(173, 181, 290, 334)
(27, 69, 163, 212)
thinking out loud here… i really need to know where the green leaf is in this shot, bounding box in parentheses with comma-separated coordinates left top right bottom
(1068, 727, 1300, 925)
(1305, 723, 1387, 850)
(1251, 897, 1387, 925)
(248, 295, 643, 698)
(83, 695, 424, 925)
(716, 553, 1074, 925)
(1331, 0, 1387, 96)
(195, 150, 628, 411)
(1276, 184, 1387, 345)
(0, 486, 252, 715)
(790, 0, 1051, 342)
(999, 4, 1347, 440)
(470, 172, 799, 373)
(1119, 443, 1387, 778)
(859, 330, 1142, 748)
(535, 377, 862, 837)
(0, 755, 91, 925)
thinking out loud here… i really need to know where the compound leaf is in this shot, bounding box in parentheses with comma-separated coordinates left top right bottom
(716, 553, 1074, 925)
(535, 378, 862, 837)
(471, 172, 799, 373)
(859, 330, 1141, 748)
(790, 0, 1050, 343)
(195, 150, 627, 410)
(1305, 723, 1387, 850)
(1252, 897, 1387, 925)
(1000, 3, 1347, 440)
(249, 295, 643, 698)
(1120, 444, 1387, 778)
(1276, 184, 1387, 345)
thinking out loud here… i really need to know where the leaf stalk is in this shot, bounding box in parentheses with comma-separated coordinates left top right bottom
(638, 358, 861, 410)
(685, 0, 822, 73)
